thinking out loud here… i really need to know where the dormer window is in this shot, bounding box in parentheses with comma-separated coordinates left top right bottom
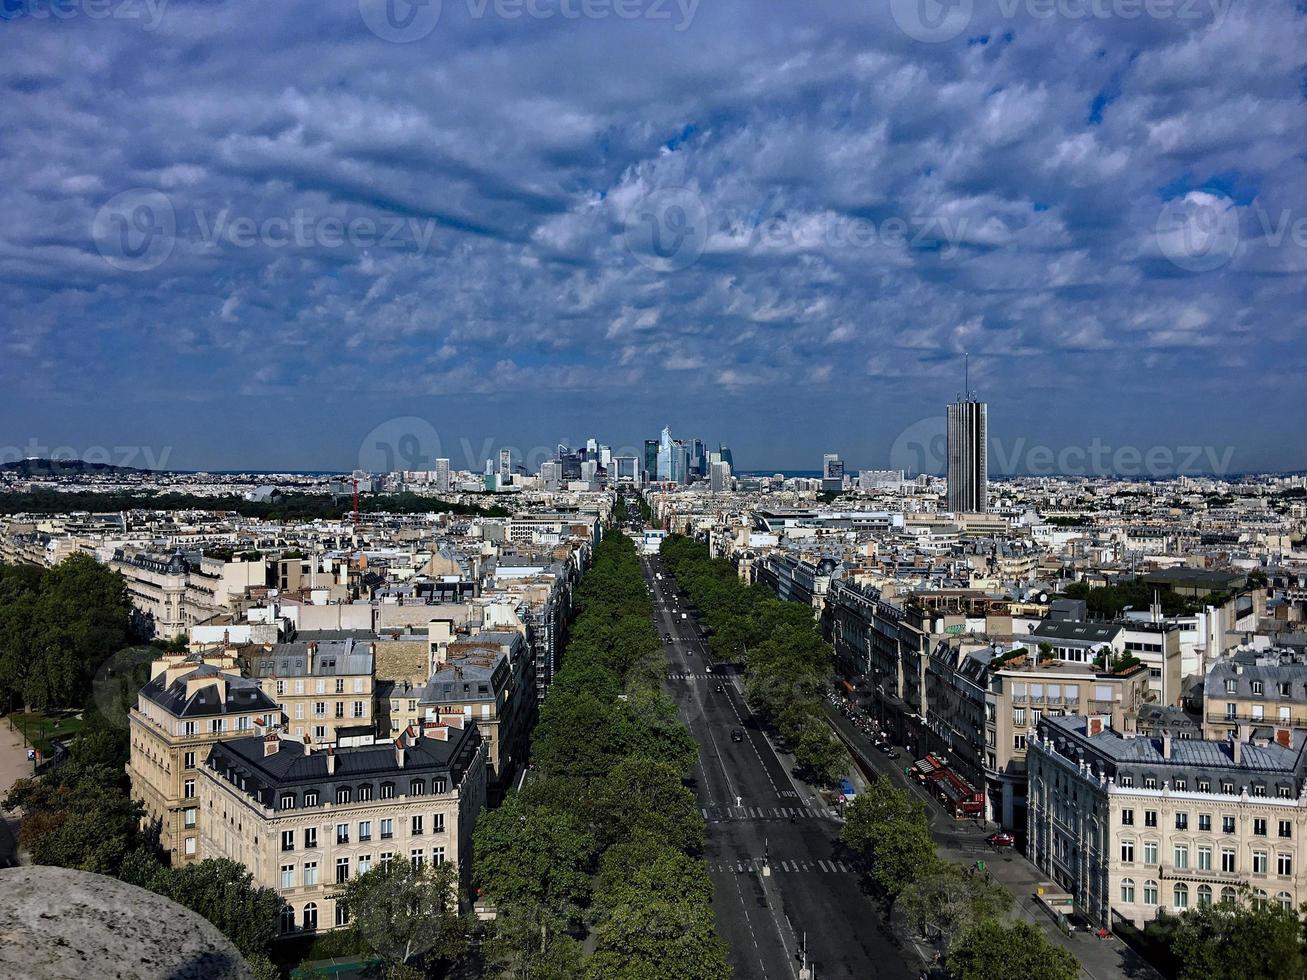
(1252, 681, 1264, 696)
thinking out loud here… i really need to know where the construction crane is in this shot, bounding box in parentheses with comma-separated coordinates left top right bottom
(351, 470, 367, 527)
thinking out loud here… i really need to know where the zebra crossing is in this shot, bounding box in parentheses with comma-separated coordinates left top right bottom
(701, 804, 838, 822)
(708, 857, 856, 875)
(667, 672, 719, 680)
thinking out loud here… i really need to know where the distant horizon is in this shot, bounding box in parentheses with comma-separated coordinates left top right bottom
(4, 455, 1305, 482)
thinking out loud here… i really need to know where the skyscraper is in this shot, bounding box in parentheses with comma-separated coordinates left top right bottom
(499, 448, 512, 479)
(656, 426, 675, 482)
(822, 453, 844, 495)
(643, 440, 659, 484)
(435, 458, 451, 491)
(947, 399, 987, 513)
(718, 444, 734, 470)
(710, 460, 731, 491)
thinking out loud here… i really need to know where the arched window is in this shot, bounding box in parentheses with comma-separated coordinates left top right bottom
(1120, 878, 1135, 903)
(280, 906, 295, 934)
(335, 901, 351, 927)
(1253, 889, 1268, 910)
(302, 902, 318, 931)
(1173, 883, 1189, 910)
(1143, 880, 1158, 905)
(1279, 892, 1294, 911)
(1197, 885, 1212, 908)
(1220, 886, 1237, 905)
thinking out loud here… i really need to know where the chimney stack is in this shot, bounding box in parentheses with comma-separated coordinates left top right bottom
(303, 735, 312, 756)
(1162, 731, 1172, 760)
(326, 746, 336, 774)
(263, 733, 280, 757)
(394, 736, 406, 768)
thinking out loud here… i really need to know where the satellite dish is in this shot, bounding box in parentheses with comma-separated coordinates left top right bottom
(1038, 592, 1049, 603)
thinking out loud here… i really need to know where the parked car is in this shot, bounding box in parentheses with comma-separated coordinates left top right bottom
(715, 684, 724, 693)
(731, 729, 745, 742)
(987, 832, 1016, 848)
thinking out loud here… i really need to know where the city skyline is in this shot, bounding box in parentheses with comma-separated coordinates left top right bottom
(2, 3, 1305, 473)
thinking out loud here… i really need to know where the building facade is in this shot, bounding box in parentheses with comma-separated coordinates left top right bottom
(946, 399, 987, 514)
(128, 653, 281, 864)
(1028, 714, 1307, 929)
(197, 720, 487, 935)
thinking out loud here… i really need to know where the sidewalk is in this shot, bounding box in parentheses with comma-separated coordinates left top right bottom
(0, 717, 36, 868)
(822, 699, 1162, 980)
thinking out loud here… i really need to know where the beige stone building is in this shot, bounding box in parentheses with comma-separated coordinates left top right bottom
(127, 652, 281, 863)
(986, 652, 1152, 828)
(242, 638, 376, 744)
(1029, 714, 1307, 929)
(196, 720, 486, 934)
(1202, 649, 1307, 739)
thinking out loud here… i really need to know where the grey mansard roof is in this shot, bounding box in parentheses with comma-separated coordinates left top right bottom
(140, 663, 279, 719)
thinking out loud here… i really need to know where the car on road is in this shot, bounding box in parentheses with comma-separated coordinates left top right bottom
(731, 729, 744, 742)
(714, 683, 724, 693)
(986, 832, 1016, 848)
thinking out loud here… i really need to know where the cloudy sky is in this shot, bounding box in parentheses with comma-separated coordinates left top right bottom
(1, 0, 1304, 475)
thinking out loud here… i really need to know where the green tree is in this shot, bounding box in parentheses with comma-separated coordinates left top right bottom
(586, 892, 731, 980)
(899, 862, 1012, 942)
(947, 920, 1078, 980)
(590, 756, 704, 852)
(473, 793, 596, 920)
(841, 779, 938, 898)
(483, 901, 585, 980)
(340, 859, 471, 972)
(595, 833, 714, 912)
(149, 858, 284, 959)
(1168, 900, 1306, 980)
(4, 771, 142, 874)
(793, 723, 848, 785)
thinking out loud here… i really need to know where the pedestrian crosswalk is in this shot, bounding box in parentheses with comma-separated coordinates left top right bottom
(701, 805, 838, 822)
(708, 858, 856, 875)
(667, 672, 719, 680)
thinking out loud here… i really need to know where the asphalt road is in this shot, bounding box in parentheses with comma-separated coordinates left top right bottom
(641, 553, 914, 980)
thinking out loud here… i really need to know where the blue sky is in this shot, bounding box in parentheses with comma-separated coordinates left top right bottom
(1, 0, 1304, 474)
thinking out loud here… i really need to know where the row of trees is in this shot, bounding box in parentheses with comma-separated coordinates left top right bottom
(0, 489, 510, 520)
(657, 535, 849, 784)
(840, 775, 1078, 980)
(0, 556, 134, 711)
(472, 526, 731, 979)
